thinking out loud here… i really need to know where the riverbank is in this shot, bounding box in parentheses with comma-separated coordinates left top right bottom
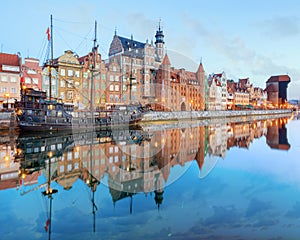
(140, 109, 293, 131)
(141, 109, 293, 122)
(0, 109, 293, 131)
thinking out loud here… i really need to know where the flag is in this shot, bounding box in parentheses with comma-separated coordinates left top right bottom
(46, 27, 50, 41)
(44, 218, 50, 232)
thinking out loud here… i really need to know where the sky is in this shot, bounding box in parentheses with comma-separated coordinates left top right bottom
(1, 0, 300, 99)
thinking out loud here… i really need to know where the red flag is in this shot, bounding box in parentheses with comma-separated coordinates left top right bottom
(44, 218, 50, 232)
(46, 27, 50, 41)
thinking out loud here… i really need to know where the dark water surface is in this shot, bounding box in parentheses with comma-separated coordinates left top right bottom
(1, 114, 300, 240)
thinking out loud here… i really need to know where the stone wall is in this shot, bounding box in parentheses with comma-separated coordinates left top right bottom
(142, 109, 292, 122)
(140, 109, 293, 131)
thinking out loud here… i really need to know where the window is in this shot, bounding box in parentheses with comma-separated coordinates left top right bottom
(102, 74, 106, 80)
(61, 69, 65, 76)
(32, 78, 38, 85)
(10, 77, 17, 82)
(68, 69, 73, 77)
(10, 88, 16, 94)
(115, 85, 119, 91)
(83, 81, 88, 89)
(25, 77, 31, 84)
(83, 72, 88, 79)
(67, 80, 73, 88)
(113, 66, 117, 72)
(110, 94, 114, 101)
(109, 85, 114, 91)
(60, 80, 65, 87)
(75, 71, 80, 78)
(67, 91, 73, 100)
(115, 76, 119, 82)
(110, 75, 114, 81)
(1, 76, 8, 82)
(109, 147, 113, 153)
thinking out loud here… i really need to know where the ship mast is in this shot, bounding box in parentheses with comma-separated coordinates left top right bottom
(49, 14, 53, 100)
(90, 20, 97, 113)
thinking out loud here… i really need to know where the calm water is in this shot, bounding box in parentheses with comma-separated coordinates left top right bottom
(1, 114, 300, 240)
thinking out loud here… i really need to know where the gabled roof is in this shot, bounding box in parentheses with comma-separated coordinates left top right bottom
(227, 81, 237, 94)
(77, 54, 88, 63)
(161, 54, 171, 65)
(267, 75, 290, 83)
(117, 35, 145, 51)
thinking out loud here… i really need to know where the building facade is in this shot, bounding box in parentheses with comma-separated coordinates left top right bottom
(265, 75, 290, 107)
(108, 25, 165, 105)
(22, 58, 42, 91)
(0, 53, 21, 110)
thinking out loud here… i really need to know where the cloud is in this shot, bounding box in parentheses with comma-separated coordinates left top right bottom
(285, 201, 300, 218)
(245, 198, 272, 218)
(204, 205, 242, 227)
(258, 16, 300, 38)
(180, 13, 300, 86)
(126, 12, 158, 41)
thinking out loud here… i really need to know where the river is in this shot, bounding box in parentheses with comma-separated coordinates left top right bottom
(0, 113, 299, 239)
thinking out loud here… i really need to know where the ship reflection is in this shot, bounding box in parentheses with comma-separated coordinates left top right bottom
(3, 116, 292, 237)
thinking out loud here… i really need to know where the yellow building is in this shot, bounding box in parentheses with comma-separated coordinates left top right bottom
(55, 50, 82, 104)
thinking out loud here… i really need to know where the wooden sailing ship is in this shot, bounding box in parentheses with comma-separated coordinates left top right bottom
(15, 15, 146, 132)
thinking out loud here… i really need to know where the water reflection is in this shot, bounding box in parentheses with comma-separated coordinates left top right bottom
(0, 114, 295, 239)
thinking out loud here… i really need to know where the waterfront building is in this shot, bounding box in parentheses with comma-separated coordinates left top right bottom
(42, 65, 58, 99)
(265, 75, 290, 107)
(207, 73, 227, 110)
(154, 54, 205, 111)
(78, 47, 104, 109)
(0, 52, 21, 110)
(108, 24, 165, 105)
(54, 50, 82, 105)
(105, 59, 122, 107)
(253, 87, 267, 108)
(207, 74, 222, 110)
(22, 58, 42, 91)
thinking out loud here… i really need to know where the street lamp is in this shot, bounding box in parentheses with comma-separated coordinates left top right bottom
(5, 93, 9, 109)
(190, 99, 193, 111)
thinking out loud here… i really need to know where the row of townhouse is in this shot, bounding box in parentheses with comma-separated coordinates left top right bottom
(206, 71, 289, 110)
(0, 22, 291, 111)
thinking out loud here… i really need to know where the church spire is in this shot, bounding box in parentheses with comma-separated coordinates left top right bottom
(155, 21, 164, 44)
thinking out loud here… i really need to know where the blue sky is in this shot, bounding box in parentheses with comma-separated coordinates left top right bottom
(2, 0, 300, 99)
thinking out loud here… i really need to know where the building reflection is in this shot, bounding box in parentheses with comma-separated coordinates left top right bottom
(0, 116, 292, 229)
(266, 118, 290, 150)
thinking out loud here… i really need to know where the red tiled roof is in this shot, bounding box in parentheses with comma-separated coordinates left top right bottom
(0, 53, 19, 66)
(78, 54, 88, 63)
(266, 75, 290, 83)
(213, 73, 222, 78)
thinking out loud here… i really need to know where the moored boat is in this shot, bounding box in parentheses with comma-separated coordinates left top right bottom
(15, 87, 145, 132)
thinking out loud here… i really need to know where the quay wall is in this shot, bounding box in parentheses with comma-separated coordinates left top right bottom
(0, 109, 292, 131)
(141, 109, 292, 122)
(140, 109, 292, 131)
